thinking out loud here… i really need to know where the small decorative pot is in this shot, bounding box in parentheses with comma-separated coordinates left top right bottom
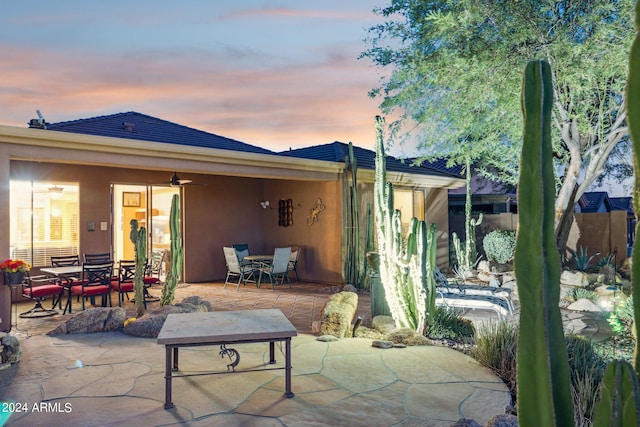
(4, 272, 25, 286)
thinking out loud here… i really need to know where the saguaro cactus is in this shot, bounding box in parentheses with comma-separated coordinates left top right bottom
(515, 60, 574, 426)
(342, 142, 362, 288)
(129, 219, 146, 317)
(161, 194, 183, 307)
(374, 115, 435, 333)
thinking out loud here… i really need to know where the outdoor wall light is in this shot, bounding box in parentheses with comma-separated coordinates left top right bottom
(260, 200, 272, 209)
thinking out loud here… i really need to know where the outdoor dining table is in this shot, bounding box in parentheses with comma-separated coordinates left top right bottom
(41, 265, 84, 314)
(242, 255, 274, 287)
(157, 309, 297, 409)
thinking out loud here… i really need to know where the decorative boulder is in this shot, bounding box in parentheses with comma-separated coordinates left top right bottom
(560, 270, 589, 288)
(371, 315, 396, 334)
(318, 291, 358, 338)
(48, 307, 127, 335)
(123, 296, 211, 338)
(566, 298, 601, 312)
(0, 333, 21, 368)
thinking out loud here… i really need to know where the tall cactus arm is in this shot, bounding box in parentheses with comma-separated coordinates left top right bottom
(627, 0, 640, 374)
(515, 60, 574, 426)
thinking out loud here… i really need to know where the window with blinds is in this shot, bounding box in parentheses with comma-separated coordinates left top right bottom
(9, 181, 79, 267)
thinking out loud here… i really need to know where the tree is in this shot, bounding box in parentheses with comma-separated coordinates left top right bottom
(362, 0, 635, 253)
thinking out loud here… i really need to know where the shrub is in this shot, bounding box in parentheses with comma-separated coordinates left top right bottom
(471, 321, 519, 403)
(425, 306, 475, 341)
(482, 230, 516, 264)
(565, 335, 607, 427)
(565, 287, 598, 303)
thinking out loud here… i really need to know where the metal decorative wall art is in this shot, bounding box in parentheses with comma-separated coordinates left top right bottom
(306, 198, 326, 226)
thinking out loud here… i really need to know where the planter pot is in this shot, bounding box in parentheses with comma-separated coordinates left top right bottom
(4, 272, 25, 286)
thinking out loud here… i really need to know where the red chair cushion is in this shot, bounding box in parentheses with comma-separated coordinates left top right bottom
(24, 285, 64, 298)
(143, 277, 160, 285)
(70, 285, 109, 296)
(111, 282, 134, 292)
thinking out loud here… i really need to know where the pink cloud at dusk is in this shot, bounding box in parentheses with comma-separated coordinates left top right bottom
(0, 1, 393, 153)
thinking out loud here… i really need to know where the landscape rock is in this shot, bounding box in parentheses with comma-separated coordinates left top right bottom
(123, 296, 211, 338)
(560, 270, 589, 288)
(318, 291, 358, 338)
(567, 298, 601, 312)
(0, 333, 21, 368)
(372, 340, 393, 349)
(371, 315, 396, 334)
(48, 307, 126, 335)
(316, 334, 340, 342)
(486, 414, 519, 427)
(342, 284, 358, 293)
(384, 327, 431, 346)
(451, 419, 482, 427)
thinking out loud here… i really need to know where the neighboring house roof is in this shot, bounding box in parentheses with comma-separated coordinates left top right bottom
(610, 197, 634, 215)
(281, 141, 462, 180)
(44, 111, 274, 155)
(578, 191, 612, 213)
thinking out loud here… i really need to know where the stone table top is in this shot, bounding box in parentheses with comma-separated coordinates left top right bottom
(157, 309, 297, 345)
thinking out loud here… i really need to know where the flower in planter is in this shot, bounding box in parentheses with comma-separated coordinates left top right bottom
(0, 259, 31, 273)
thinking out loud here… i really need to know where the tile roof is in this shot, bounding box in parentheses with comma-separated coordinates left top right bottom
(45, 111, 274, 155)
(610, 196, 634, 214)
(280, 141, 461, 179)
(579, 191, 612, 213)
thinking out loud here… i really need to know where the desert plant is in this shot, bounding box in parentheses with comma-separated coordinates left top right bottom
(160, 194, 182, 307)
(596, 253, 616, 268)
(342, 142, 363, 288)
(472, 321, 519, 404)
(565, 335, 608, 427)
(569, 246, 600, 272)
(566, 287, 599, 303)
(425, 306, 475, 341)
(483, 230, 517, 264)
(515, 59, 574, 425)
(374, 115, 436, 334)
(129, 219, 147, 317)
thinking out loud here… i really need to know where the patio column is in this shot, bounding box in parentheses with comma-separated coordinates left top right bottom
(0, 146, 11, 332)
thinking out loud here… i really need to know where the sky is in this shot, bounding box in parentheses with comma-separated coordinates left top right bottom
(0, 0, 411, 155)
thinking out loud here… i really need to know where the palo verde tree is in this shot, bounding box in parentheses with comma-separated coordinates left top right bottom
(362, 0, 635, 254)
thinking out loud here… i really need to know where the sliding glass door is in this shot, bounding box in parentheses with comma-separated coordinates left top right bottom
(112, 184, 179, 263)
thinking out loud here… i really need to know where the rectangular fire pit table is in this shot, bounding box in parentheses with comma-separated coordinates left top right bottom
(157, 309, 297, 409)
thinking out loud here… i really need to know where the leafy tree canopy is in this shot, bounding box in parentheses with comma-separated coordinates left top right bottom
(362, 0, 634, 189)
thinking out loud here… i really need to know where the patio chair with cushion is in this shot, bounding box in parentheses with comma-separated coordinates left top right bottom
(142, 250, 164, 303)
(434, 268, 514, 314)
(258, 247, 292, 291)
(49, 254, 82, 288)
(288, 245, 302, 282)
(223, 247, 256, 290)
(67, 262, 114, 313)
(20, 272, 64, 318)
(232, 243, 251, 268)
(111, 260, 135, 307)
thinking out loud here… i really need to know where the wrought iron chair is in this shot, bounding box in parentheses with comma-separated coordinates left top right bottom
(111, 260, 136, 307)
(83, 252, 112, 264)
(142, 250, 164, 303)
(258, 247, 292, 290)
(223, 247, 255, 290)
(20, 272, 64, 318)
(66, 262, 114, 313)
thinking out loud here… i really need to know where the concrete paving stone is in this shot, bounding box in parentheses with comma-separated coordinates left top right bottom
(321, 352, 397, 394)
(459, 387, 512, 426)
(405, 382, 473, 422)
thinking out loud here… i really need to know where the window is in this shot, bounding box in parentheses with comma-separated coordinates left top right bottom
(10, 181, 79, 267)
(394, 189, 425, 234)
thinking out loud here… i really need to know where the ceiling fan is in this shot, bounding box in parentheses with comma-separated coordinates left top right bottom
(169, 172, 193, 187)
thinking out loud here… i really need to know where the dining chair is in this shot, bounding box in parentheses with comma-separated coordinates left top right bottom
(223, 247, 255, 290)
(111, 260, 136, 307)
(67, 262, 114, 313)
(84, 252, 112, 264)
(142, 250, 164, 303)
(19, 272, 64, 318)
(50, 255, 80, 267)
(288, 246, 302, 282)
(232, 244, 251, 268)
(258, 247, 292, 290)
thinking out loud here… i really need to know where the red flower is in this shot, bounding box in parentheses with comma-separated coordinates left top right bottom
(0, 259, 31, 273)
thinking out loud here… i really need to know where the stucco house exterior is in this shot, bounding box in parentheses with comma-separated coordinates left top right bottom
(0, 111, 464, 330)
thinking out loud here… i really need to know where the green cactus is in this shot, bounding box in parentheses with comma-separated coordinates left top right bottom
(592, 360, 640, 426)
(342, 142, 362, 288)
(160, 194, 183, 307)
(515, 60, 574, 426)
(628, 0, 640, 375)
(374, 115, 435, 334)
(129, 219, 146, 317)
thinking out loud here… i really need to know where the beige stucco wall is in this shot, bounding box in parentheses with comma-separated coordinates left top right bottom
(9, 161, 345, 284)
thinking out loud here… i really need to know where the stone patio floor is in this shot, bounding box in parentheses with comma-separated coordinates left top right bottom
(0, 280, 608, 426)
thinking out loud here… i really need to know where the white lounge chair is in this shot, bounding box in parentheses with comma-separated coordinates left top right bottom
(434, 268, 514, 315)
(435, 291, 511, 319)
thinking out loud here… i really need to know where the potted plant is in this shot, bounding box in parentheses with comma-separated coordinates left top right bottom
(1, 259, 31, 285)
